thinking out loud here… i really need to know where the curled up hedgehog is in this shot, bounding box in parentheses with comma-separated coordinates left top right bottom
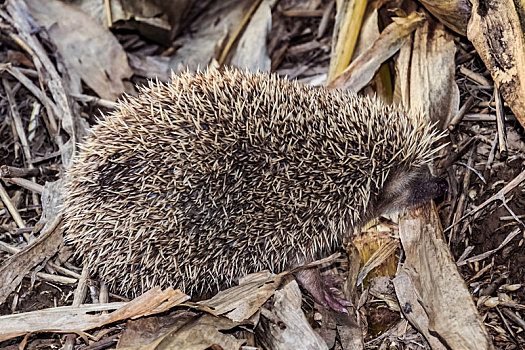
(62, 68, 447, 312)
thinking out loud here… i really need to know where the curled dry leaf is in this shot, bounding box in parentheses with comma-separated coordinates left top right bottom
(169, 0, 253, 73)
(108, 0, 196, 44)
(72, 0, 196, 44)
(327, 12, 424, 92)
(119, 313, 245, 349)
(198, 270, 287, 323)
(256, 280, 329, 350)
(418, 0, 472, 35)
(467, 0, 525, 128)
(25, 0, 132, 101)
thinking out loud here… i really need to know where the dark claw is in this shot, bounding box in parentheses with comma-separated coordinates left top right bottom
(323, 289, 352, 313)
(295, 268, 352, 313)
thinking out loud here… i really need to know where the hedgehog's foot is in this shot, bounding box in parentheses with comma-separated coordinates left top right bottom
(295, 268, 352, 313)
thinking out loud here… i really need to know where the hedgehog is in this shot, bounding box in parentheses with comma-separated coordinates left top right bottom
(62, 68, 446, 312)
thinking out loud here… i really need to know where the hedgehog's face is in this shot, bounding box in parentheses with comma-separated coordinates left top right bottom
(373, 165, 447, 216)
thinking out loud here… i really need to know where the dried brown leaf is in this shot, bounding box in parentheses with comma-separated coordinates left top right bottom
(72, 0, 196, 43)
(119, 314, 245, 350)
(393, 204, 494, 350)
(256, 280, 329, 350)
(25, 0, 132, 101)
(394, 19, 459, 128)
(128, 54, 170, 80)
(418, 0, 472, 35)
(0, 287, 188, 342)
(229, 0, 274, 72)
(198, 270, 286, 323)
(169, 0, 253, 73)
(327, 12, 423, 92)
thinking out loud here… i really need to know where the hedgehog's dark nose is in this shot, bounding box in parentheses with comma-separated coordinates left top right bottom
(435, 178, 448, 196)
(427, 177, 448, 199)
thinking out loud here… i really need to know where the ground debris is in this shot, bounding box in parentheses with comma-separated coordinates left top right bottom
(0, 0, 524, 349)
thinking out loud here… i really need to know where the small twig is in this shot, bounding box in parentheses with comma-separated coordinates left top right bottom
(445, 169, 525, 231)
(449, 144, 476, 245)
(466, 260, 493, 283)
(502, 308, 525, 330)
(63, 265, 89, 350)
(0, 240, 20, 255)
(0, 181, 26, 230)
(4, 64, 60, 135)
(0, 165, 58, 178)
(31, 151, 63, 164)
(317, 1, 334, 39)
(70, 93, 117, 109)
(478, 101, 508, 108)
(27, 101, 40, 142)
(459, 66, 491, 85)
(499, 214, 525, 221)
(81, 333, 119, 350)
(494, 87, 508, 157)
(456, 228, 521, 266)
(1, 177, 43, 194)
(34, 272, 77, 284)
(480, 273, 509, 296)
(437, 136, 478, 175)
(463, 113, 516, 122)
(456, 161, 486, 184)
(500, 196, 525, 229)
(496, 307, 518, 345)
(448, 95, 476, 131)
(3, 78, 33, 165)
(1, 165, 39, 177)
(470, 85, 494, 90)
(15, 67, 38, 78)
(486, 132, 498, 171)
(47, 261, 82, 280)
(456, 48, 476, 65)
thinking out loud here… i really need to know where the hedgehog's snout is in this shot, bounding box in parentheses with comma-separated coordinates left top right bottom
(407, 176, 448, 207)
(374, 167, 447, 216)
(435, 178, 449, 195)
